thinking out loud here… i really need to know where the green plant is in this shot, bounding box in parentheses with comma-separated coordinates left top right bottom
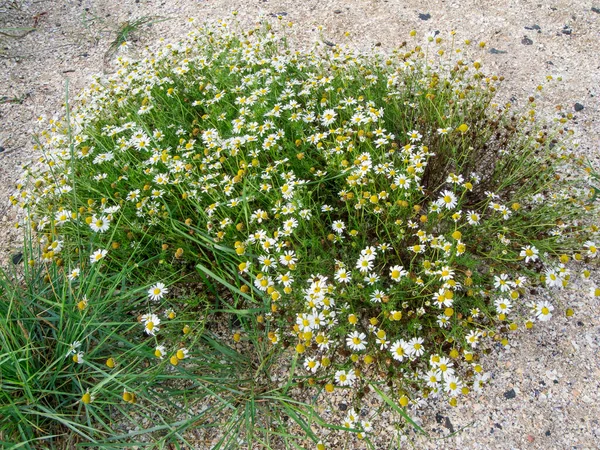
(9, 17, 599, 447)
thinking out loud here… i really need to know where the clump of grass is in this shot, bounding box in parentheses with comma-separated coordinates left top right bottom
(9, 17, 599, 446)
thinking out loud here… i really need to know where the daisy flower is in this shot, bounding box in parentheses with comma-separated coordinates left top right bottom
(68, 268, 81, 281)
(148, 282, 168, 301)
(493, 273, 513, 292)
(321, 109, 337, 126)
(346, 331, 367, 351)
(584, 241, 598, 258)
(520, 245, 539, 263)
(304, 357, 321, 373)
(444, 375, 463, 396)
(332, 220, 346, 234)
(141, 313, 161, 336)
(535, 301, 554, 321)
(390, 339, 410, 361)
(334, 369, 357, 387)
(90, 249, 107, 264)
(154, 345, 166, 359)
(408, 337, 425, 357)
(389, 265, 407, 282)
(466, 211, 480, 225)
(335, 268, 351, 283)
(437, 190, 458, 210)
(356, 255, 374, 274)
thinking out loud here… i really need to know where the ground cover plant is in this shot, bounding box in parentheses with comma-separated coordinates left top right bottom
(3, 16, 599, 448)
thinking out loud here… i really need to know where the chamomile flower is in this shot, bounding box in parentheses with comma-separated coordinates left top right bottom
(346, 331, 367, 351)
(304, 357, 321, 373)
(408, 337, 425, 357)
(389, 265, 407, 282)
(335, 268, 352, 283)
(141, 313, 161, 336)
(443, 374, 463, 396)
(332, 220, 346, 234)
(534, 301, 554, 321)
(437, 190, 458, 210)
(584, 241, 598, 258)
(390, 339, 410, 361)
(520, 245, 539, 263)
(356, 255, 374, 274)
(148, 282, 168, 301)
(68, 267, 81, 280)
(154, 345, 166, 359)
(90, 249, 107, 264)
(89, 215, 110, 233)
(334, 369, 356, 386)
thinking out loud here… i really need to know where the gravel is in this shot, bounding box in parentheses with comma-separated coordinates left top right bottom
(1, 0, 599, 448)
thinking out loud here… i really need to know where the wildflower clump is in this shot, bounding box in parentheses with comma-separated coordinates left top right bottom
(13, 18, 598, 441)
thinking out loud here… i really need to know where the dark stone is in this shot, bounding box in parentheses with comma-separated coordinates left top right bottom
(11, 252, 23, 264)
(504, 388, 517, 399)
(338, 402, 347, 411)
(545, 430, 551, 436)
(418, 13, 431, 20)
(592, 7, 600, 13)
(435, 412, 444, 424)
(561, 26, 572, 35)
(489, 48, 508, 54)
(495, 423, 503, 429)
(444, 417, 455, 433)
(268, 12, 287, 17)
(525, 24, 541, 30)
(577, 320, 584, 326)
(553, 379, 559, 384)
(333, 9, 342, 14)
(522, 36, 534, 45)
(0, 146, 5, 153)
(574, 102, 584, 111)
(322, 39, 335, 47)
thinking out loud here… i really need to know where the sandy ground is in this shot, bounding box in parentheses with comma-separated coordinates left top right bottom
(1, 0, 599, 448)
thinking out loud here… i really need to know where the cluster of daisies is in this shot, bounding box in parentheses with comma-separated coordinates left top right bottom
(14, 17, 599, 438)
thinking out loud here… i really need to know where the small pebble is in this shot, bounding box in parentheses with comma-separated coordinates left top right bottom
(444, 417, 455, 433)
(0, 146, 5, 153)
(418, 13, 431, 20)
(592, 7, 600, 13)
(574, 103, 584, 112)
(333, 9, 342, 14)
(489, 48, 508, 54)
(525, 24, 541, 31)
(11, 252, 23, 264)
(504, 388, 517, 399)
(521, 36, 533, 45)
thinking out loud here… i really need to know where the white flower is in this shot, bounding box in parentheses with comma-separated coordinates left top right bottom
(54, 210, 72, 225)
(154, 345, 166, 359)
(408, 337, 425, 357)
(148, 282, 168, 301)
(335, 268, 351, 283)
(141, 313, 161, 335)
(346, 331, 367, 351)
(437, 190, 457, 210)
(304, 357, 320, 373)
(520, 245, 539, 263)
(389, 265, 407, 282)
(68, 268, 81, 281)
(334, 369, 356, 386)
(535, 301, 554, 321)
(390, 339, 409, 361)
(331, 220, 346, 234)
(356, 255, 374, 274)
(90, 249, 107, 264)
(321, 108, 337, 126)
